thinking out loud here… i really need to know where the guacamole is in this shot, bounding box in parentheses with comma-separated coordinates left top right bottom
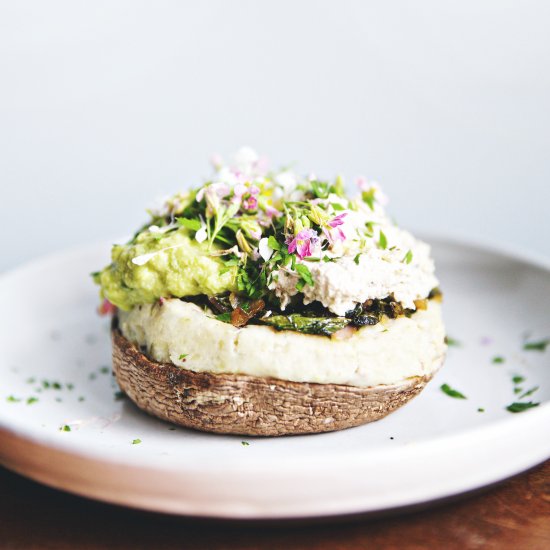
(95, 227, 237, 310)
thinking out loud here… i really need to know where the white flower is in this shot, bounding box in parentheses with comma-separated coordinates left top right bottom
(258, 237, 274, 261)
(275, 171, 297, 192)
(233, 146, 259, 175)
(131, 252, 158, 266)
(195, 220, 208, 243)
(148, 222, 178, 234)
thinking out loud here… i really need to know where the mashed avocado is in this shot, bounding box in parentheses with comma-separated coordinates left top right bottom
(95, 227, 237, 310)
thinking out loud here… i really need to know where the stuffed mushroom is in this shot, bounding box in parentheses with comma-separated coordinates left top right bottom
(94, 147, 446, 436)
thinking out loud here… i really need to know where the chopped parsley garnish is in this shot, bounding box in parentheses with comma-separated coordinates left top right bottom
(176, 217, 201, 231)
(492, 356, 505, 364)
(178, 354, 188, 361)
(26, 377, 36, 384)
(519, 386, 539, 399)
(60, 425, 71, 432)
(295, 264, 314, 291)
(26, 397, 39, 405)
(241, 441, 250, 446)
(513, 387, 522, 394)
(100, 367, 110, 374)
(402, 250, 413, 264)
(506, 402, 540, 413)
(440, 384, 467, 399)
(353, 253, 361, 265)
(267, 236, 281, 251)
(311, 180, 330, 199)
(132, 438, 142, 445)
(52, 382, 62, 390)
(445, 336, 461, 347)
(477, 408, 485, 412)
(361, 188, 376, 211)
(512, 375, 525, 385)
(523, 339, 549, 352)
(378, 230, 387, 250)
(6, 395, 21, 403)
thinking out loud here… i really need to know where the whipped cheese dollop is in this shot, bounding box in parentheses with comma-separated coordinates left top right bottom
(271, 202, 438, 316)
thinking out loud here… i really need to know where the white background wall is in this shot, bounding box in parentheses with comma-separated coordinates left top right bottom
(1, 1, 549, 270)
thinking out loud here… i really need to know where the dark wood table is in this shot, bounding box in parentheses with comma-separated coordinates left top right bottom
(1, 461, 548, 549)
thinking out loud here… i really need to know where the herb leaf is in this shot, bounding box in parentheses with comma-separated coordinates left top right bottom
(519, 386, 539, 399)
(362, 188, 376, 211)
(445, 336, 461, 347)
(311, 180, 330, 199)
(512, 375, 525, 385)
(178, 353, 188, 361)
(492, 356, 505, 364)
(440, 383, 467, 399)
(176, 217, 201, 231)
(506, 402, 540, 413)
(378, 230, 387, 250)
(354, 253, 361, 265)
(263, 314, 350, 336)
(295, 264, 314, 287)
(267, 236, 281, 251)
(402, 250, 413, 264)
(132, 438, 142, 444)
(523, 339, 549, 352)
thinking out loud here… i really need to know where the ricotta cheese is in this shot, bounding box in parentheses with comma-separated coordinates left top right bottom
(119, 299, 446, 388)
(271, 201, 438, 316)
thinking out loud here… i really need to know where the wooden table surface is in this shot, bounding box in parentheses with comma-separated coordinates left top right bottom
(1, 460, 549, 550)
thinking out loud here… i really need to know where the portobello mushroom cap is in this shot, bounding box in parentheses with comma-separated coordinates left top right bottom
(112, 325, 444, 437)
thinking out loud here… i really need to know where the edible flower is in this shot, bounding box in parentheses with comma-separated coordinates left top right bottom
(233, 183, 260, 211)
(195, 217, 208, 243)
(323, 213, 348, 244)
(258, 237, 274, 261)
(286, 228, 319, 260)
(98, 299, 116, 316)
(196, 182, 231, 210)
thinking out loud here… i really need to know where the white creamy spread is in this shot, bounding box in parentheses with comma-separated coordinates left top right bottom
(270, 201, 438, 316)
(119, 299, 446, 388)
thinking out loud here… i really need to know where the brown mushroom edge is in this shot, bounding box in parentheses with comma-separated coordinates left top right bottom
(112, 327, 442, 437)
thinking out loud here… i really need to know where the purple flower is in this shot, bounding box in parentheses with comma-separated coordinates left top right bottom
(242, 195, 258, 211)
(234, 184, 260, 211)
(323, 213, 348, 244)
(265, 205, 282, 218)
(287, 228, 318, 259)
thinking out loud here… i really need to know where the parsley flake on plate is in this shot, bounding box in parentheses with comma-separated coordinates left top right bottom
(523, 339, 549, 351)
(506, 402, 540, 413)
(440, 384, 467, 399)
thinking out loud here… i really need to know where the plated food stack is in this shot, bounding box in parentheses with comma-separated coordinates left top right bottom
(94, 148, 446, 436)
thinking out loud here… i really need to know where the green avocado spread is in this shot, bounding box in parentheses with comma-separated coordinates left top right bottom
(94, 227, 237, 311)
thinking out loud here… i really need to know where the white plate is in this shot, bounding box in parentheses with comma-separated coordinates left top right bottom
(0, 236, 549, 519)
